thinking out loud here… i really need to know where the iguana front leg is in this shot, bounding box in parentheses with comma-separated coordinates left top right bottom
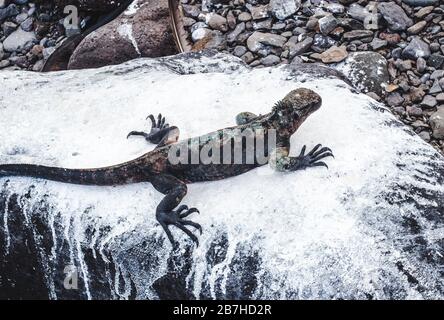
(128, 113, 179, 148)
(150, 174, 201, 248)
(271, 144, 334, 172)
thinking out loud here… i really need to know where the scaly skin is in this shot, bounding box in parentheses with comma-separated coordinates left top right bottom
(0, 88, 333, 248)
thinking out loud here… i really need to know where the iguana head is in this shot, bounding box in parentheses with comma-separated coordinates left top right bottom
(271, 88, 322, 136)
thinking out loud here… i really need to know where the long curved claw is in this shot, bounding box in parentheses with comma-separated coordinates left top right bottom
(181, 220, 203, 235)
(156, 205, 201, 247)
(310, 151, 334, 163)
(311, 161, 329, 169)
(174, 223, 199, 246)
(300, 144, 334, 170)
(159, 221, 177, 248)
(127, 131, 149, 139)
(299, 145, 307, 157)
(176, 205, 189, 214)
(147, 114, 156, 129)
(307, 144, 322, 156)
(160, 116, 166, 128)
(179, 207, 199, 218)
(311, 147, 332, 158)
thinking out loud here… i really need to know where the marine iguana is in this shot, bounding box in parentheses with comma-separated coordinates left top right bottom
(0, 88, 333, 247)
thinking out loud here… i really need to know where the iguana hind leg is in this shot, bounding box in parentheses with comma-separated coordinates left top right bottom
(150, 174, 201, 248)
(128, 113, 180, 148)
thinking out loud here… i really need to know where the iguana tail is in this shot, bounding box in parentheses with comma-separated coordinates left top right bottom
(0, 163, 144, 186)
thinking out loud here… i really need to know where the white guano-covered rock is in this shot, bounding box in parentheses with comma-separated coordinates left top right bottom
(0, 52, 443, 300)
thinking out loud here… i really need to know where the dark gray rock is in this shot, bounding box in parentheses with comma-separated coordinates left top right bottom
(246, 3, 270, 20)
(284, 36, 313, 58)
(370, 38, 387, 50)
(269, 0, 301, 20)
(428, 54, 444, 69)
(233, 45, 247, 57)
(260, 54, 280, 66)
(402, 0, 439, 6)
(386, 92, 405, 106)
(247, 31, 287, 52)
(312, 34, 336, 51)
(2, 28, 36, 52)
(416, 57, 427, 73)
(227, 22, 245, 43)
(421, 95, 437, 108)
(335, 51, 390, 95)
(378, 2, 413, 31)
(347, 3, 368, 22)
(429, 108, 444, 139)
(0, 4, 19, 22)
(343, 30, 374, 41)
(402, 37, 431, 60)
(318, 14, 338, 35)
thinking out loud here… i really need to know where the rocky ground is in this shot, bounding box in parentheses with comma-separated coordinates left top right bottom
(180, 0, 444, 153)
(0, 1, 80, 71)
(0, 0, 119, 71)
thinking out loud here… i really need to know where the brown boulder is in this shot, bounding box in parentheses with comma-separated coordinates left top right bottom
(68, 0, 177, 70)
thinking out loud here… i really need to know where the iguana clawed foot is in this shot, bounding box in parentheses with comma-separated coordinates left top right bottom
(127, 113, 170, 144)
(287, 144, 334, 171)
(157, 205, 202, 248)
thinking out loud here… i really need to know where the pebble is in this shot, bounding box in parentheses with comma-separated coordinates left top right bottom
(429, 80, 442, 94)
(247, 31, 287, 52)
(407, 106, 423, 116)
(227, 22, 245, 42)
(428, 54, 444, 69)
(233, 45, 247, 57)
(370, 38, 387, 50)
(402, 37, 431, 59)
(246, 4, 270, 20)
(269, 0, 300, 20)
(418, 130, 431, 142)
(421, 95, 438, 108)
(378, 2, 413, 31)
(318, 45, 348, 63)
(261, 54, 281, 66)
(343, 30, 373, 41)
(386, 92, 405, 106)
(318, 15, 338, 36)
(3, 28, 36, 52)
(414, 6, 434, 19)
(241, 51, 255, 63)
(436, 93, 444, 103)
(429, 108, 444, 139)
(205, 13, 228, 32)
(0, 4, 19, 22)
(407, 21, 427, 34)
(238, 12, 252, 22)
(285, 36, 313, 58)
(403, 0, 439, 6)
(416, 57, 426, 73)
